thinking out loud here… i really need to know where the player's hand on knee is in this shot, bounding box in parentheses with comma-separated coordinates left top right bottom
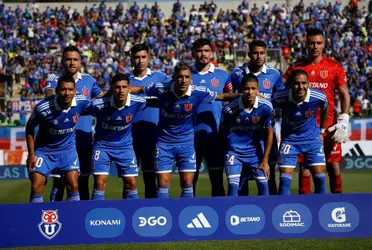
(27, 154, 37, 172)
(327, 114, 349, 144)
(259, 161, 270, 180)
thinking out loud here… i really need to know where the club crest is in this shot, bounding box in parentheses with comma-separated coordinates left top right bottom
(38, 210, 62, 240)
(263, 80, 271, 89)
(81, 88, 89, 97)
(252, 115, 260, 124)
(126, 114, 133, 123)
(73, 114, 79, 123)
(184, 103, 193, 112)
(211, 78, 219, 87)
(305, 110, 314, 118)
(320, 70, 328, 79)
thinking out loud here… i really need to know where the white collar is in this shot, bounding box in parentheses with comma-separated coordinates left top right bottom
(54, 95, 77, 112)
(192, 63, 215, 75)
(244, 64, 267, 75)
(171, 83, 192, 98)
(110, 94, 131, 110)
(76, 72, 82, 81)
(132, 68, 152, 81)
(239, 96, 259, 110)
(289, 88, 311, 104)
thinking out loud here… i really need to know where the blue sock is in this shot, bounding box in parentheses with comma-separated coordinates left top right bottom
(279, 173, 292, 195)
(125, 189, 139, 199)
(157, 185, 169, 198)
(313, 173, 326, 194)
(67, 191, 80, 201)
(228, 176, 240, 196)
(50, 187, 58, 202)
(30, 194, 43, 203)
(92, 189, 105, 200)
(181, 185, 194, 198)
(255, 177, 269, 196)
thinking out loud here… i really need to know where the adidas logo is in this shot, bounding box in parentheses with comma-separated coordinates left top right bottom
(295, 111, 302, 116)
(175, 104, 181, 109)
(64, 118, 70, 123)
(200, 80, 207, 84)
(187, 213, 211, 228)
(116, 116, 122, 120)
(345, 143, 365, 157)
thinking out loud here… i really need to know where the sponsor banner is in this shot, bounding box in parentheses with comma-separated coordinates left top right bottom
(11, 100, 41, 113)
(0, 194, 371, 248)
(342, 141, 372, 157)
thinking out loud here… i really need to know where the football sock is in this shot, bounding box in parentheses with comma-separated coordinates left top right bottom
(279, 173, 292, 195)
(181, 185, 194, 198)
(92, 189, 105, 200)
(313, 173, 326, 194)
(30, 193, 43, 203)
(228, 175, 240, 196)
(329, 173, 343, 193)
(299, 174, 312, 194)
(157, 185, 169, 198)
(50, 187, 58, 202)
(256, 177, 269, 196)
(66, 191, 80, 201)
(125, 189, 139, 199)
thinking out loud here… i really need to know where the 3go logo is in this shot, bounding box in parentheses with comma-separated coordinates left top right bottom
(139, 216, 167, 227)
(132, 207, 172, 237)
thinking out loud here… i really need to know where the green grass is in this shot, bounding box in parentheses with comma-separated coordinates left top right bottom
(1, 171, 372, 249)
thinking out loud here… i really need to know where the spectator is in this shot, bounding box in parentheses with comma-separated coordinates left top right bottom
(353, 100, 362, 117)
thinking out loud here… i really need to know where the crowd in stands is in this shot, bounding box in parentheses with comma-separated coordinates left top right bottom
(0, 0, 371, 118)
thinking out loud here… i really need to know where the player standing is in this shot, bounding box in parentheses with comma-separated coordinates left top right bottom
(26, 75, 89, 202)
(231, 40, 284, 195)
(273, 69, 329, 195)
(283, 29, 351, 194)
(129, 44, 172, 198)
(45, 46, 102, 201)
(131, 62, 240, 198)
(83, 73, 146, 200)
(191, 38, 232, 197)
(221, 74, 273, 196)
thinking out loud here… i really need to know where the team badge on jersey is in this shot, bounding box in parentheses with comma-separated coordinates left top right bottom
(73, 114, 79, 123)
(320, 70, 328, 79)
(184, 103, 193, 112)
(263, 80, 271, 89)
(252, 115, 260, 124)
(81, 88, 89, 97)
(126, 114, 133, 123)
(38, 210, 62, 240)
(305, 110, 314, 118)
(211, 78, 219, 87)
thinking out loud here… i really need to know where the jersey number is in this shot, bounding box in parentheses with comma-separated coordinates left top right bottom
(280, 144, 291, 155)
(93, 150, 100, 160)
(36, 157, 43, 168)
(227, 155, 235, 165)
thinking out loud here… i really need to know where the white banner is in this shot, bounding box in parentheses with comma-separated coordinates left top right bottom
(342, 141, 372, 157)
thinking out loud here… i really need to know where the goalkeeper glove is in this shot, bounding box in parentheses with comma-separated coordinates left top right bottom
(327, 113, 350, 143)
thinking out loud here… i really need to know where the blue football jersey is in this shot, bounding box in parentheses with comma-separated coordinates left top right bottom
(27, 95, 89, 153)
(45, 73, 102, 135)
(231, 64, 284, 99)
(191, 63, 232, 136)
(222, 97, 273, 157)
(272, 88, 328, 144)
(83, 94, 146, 150)
(129, 69, 172, 125)
(144, 83, 217, 144)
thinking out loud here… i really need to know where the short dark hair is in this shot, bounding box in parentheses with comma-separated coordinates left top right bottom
(111, 72, 130, 86)
(57, 74, 76, 89)
(289, 69, 308, 85)
(241, 73, 259, 87)
(62, 45, 80, 58)
(249, 40, 267, 52)
(192, 38, 212, 51)
(130, 43, 150, 56)
(173, 62, 191, 76)
(306, 28, 324, 38)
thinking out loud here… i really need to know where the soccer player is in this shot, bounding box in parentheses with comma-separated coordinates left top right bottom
(44, 45, 102, 201)
(26, 75, 89, 203)
(191, 38, 232, 197)
(231, 40, 284, 195)
(129, 43, 172, 198)
(131, 62, 240, 198)
(272, 69, 328, 195)
(283, 29, 351, 194)
(83, 73, 146, 200)
(221, 73, 273, 196)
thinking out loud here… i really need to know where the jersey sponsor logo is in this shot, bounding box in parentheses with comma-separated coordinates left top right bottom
(309, 82, 328, 88)
(38, 210, 62, 240)
(85, 208, 125, 238)
(319, 202, 359, 232)
(132, 207, 172, 237)
(252, 115, 260, 124)
(263, 80, 271, 89)
(179, 206, 218, 236)
(320, 70, 328, 79)
(211, 78, 219, 87)
(126, 114, 133, 123)
(259, 92, 271, 99)
(49, 127, 75, 135)
(305, 110, 314, 118)
(102, 122, 130, 131)
(272, 204, 312, 233)
(226, 205, 265, 235)
(184, 103, 193, 112)
(81, 88, 89, 97)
